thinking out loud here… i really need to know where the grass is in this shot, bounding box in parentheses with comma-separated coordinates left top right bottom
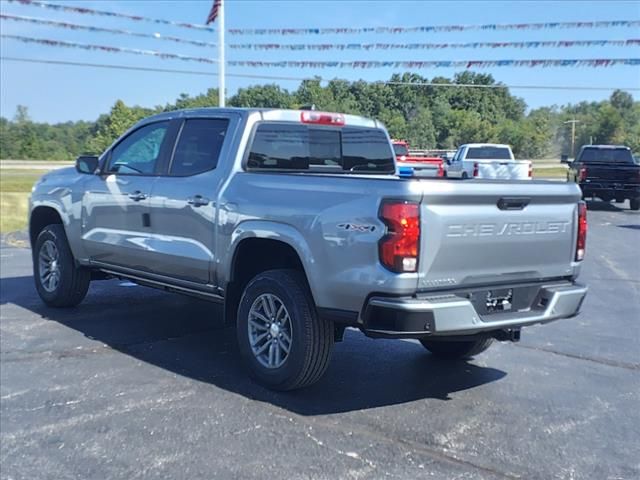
(0, 192, 30, 233)
(0, 170, 44, 233)
(532, 167, 568, 179)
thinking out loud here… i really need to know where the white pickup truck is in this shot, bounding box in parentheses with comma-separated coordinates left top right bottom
(445, 144, 532, 180)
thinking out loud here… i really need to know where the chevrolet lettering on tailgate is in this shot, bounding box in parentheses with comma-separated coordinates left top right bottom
(447, 221, 571, 238)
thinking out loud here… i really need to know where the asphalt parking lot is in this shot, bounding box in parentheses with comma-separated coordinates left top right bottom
(1, 200, 638, 480)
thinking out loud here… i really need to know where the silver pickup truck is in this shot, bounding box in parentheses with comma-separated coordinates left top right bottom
(29, 108, 588, 390)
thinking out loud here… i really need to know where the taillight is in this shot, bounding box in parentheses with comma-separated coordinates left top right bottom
(578, 167, 588, 182)
(528, 163, 533, 178)
(437, 162, 444, 177)
(300, 111, 345, 126)
(379, 200, 420, 273)
(576, 201, 587, 261)
(473, 162, 479, 177)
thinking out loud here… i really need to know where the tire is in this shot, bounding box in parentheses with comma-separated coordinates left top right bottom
(420, 338, 494, 360)
(33, 224, 90, 307)
(236, 269, 333, 391)
(630, 198, 640, 211)
(461, 172, 469, 180)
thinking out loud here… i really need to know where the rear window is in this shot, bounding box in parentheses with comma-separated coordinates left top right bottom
(393, 143, 409, 157)
(247, 123, 394, 173)
(466, 147, 512, 160)
(578, 147, 633, 164)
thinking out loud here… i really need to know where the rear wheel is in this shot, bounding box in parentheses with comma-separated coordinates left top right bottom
(33, 224, 90, 307)
(461, 172, 469, 180)
(420, 338, 493, 360)
(630, 198, 640, 211)
(236, 269, 333, 390)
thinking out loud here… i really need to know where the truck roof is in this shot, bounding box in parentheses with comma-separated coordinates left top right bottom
(138, 107, 381, 129)
(459, 143, 512, 149)
(580, 144, 630, 150)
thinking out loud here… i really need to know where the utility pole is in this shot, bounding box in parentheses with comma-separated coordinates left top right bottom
(218, 0, 225, 107)
(564, 118, 581, 158)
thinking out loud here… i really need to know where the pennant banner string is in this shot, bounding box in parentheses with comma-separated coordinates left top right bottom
(3, 34, 638, 69)
(1, 35, 219, 64)
(0, 14, 217, 47)
(230, 39, 640, 51)
(228, 20, 640, 36)
(228, 59, 640, 68)
(6, 1, 639, 36)
(6, 0, 215, 32)
(3, 14, 633, 51)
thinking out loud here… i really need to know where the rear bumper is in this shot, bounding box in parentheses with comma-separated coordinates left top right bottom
(580, 183, 640, 199)
(361, 281, 587, 339)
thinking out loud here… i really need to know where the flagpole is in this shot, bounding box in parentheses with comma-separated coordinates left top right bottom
(218, 0, 225, 107)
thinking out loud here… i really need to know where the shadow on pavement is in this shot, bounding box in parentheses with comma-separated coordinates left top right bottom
(585, 200, 628, 212)
(1, 274, 506, 415)
(617, 224, 640, 230)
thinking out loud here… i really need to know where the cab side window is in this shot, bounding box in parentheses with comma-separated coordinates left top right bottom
(107, 122, 169, 175)
(170, 119, 229, 176)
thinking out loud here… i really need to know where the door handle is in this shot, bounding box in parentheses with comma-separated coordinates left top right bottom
(128, 191, 147, 202)
(187, 195, 210, 207)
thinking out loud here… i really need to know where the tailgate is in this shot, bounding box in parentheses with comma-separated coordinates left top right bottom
(585, 164, 640, 183)
(476, 160, 530, 180)
(398, 161, 440, 178)
(416, 180, 581, 290)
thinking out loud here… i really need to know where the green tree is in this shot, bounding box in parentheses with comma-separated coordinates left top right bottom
(88, 100, 152, 154)
(406, 107, 436, 148)
(229, 84, 293, 108)
(1, 75, 637, 161)
(164, 88, 219, 111)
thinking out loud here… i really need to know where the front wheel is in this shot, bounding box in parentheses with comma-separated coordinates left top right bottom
(236, 269, 333, 391)
(420, 338, 493, 360)
(630, 198, 640, 211)
(33, 224, 90, 307)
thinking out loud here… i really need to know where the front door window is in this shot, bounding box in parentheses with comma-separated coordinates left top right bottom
(106, 122, 169, 175)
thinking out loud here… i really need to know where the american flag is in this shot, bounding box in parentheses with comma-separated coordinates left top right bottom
(206, 0, 222, 24)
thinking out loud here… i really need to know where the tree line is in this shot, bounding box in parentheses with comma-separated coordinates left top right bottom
(1, 72, 638, 160)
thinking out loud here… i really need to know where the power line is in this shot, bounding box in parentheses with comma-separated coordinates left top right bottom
(0, 14, 217, 48)
(6, 0, 215, 32)
(3, 56, 639, 92)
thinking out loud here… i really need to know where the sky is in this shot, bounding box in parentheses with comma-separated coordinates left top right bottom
(1, 0, 639, 123)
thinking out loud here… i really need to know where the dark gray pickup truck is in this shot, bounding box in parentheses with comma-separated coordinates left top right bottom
(566, 145, 640, 210)
(29, 108, 588, 390)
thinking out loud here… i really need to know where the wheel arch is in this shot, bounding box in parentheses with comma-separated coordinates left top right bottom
(29, 204, 67, 248)
(223, 221, 317, 325)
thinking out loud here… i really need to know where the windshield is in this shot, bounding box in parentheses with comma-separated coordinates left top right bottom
(578, 148, 634, 164)
(466, 147, 512, 160)
(393, 144, 409, 157)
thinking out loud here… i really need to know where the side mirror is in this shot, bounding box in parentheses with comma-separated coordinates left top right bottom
(446, 159, 452, 165)
(76, 155, 99, 174)
(560, 154, 570, 164)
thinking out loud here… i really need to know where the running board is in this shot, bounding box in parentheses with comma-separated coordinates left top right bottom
(98, 268, 224, 303)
